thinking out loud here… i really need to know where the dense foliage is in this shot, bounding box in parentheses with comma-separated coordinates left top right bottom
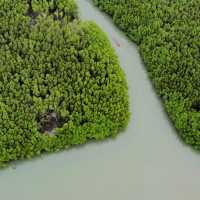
(94, 0, 200, 149)
(0, 0, 130, 167)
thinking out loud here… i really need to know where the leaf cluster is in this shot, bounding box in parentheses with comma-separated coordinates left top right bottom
(0, 0, 130, 167)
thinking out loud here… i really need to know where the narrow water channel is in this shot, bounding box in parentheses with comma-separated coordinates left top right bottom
(0, 1, 199, 199)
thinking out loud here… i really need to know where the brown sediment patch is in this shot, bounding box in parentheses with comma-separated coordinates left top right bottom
(38, 111, 65, 134)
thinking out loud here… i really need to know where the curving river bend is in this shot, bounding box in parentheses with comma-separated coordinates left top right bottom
(0, 0, 200, 199)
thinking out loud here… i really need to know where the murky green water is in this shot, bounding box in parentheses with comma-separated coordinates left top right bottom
(0, 0, 200, 199)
